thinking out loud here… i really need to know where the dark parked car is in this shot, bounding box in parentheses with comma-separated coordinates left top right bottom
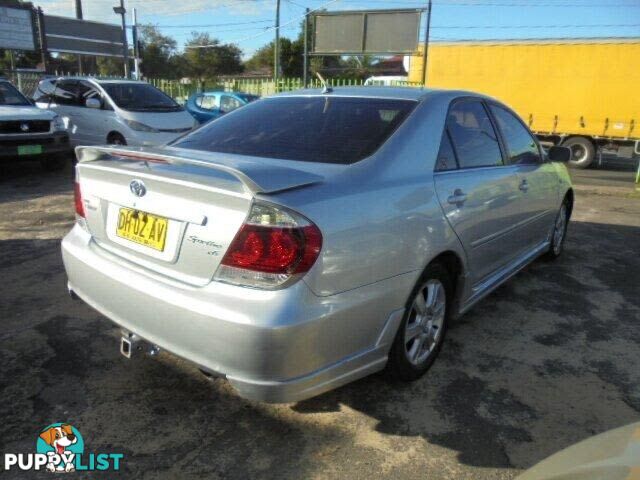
(0, 78, 71, 171)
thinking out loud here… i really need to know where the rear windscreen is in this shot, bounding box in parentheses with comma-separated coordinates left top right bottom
(172, 96, 416, 164)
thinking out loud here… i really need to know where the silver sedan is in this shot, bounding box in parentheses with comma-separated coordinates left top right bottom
(62, 87, 573, 402)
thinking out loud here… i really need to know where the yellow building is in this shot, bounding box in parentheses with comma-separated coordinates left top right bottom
(408, 39, 640, 167)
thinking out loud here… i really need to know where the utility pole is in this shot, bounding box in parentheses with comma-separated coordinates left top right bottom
(113, 0, 129, 78)
(422, 0, 432, 86)
(36, 7, 48, 72)
(274, 0, 281, 91)
(75, 0, 83, 75)
(303, 7, 309, 88)
(132, 8, 140, 79)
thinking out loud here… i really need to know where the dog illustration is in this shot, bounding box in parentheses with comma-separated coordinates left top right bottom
(39, 424, 77, 472)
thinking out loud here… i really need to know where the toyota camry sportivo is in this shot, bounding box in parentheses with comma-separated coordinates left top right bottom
(62, 87, 573, 403)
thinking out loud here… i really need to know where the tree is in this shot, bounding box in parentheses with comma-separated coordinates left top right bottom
(244, 38, 303, 77)
(138, 25, 182, 79)
(183, 33, 243, 82)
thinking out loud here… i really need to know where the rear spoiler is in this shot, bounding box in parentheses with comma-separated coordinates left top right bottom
(75, 146, 324, 195)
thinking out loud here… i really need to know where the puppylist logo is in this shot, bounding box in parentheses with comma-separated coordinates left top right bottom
(3, 423, 124, 473)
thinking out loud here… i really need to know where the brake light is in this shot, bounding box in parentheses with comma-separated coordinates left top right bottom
(215, 202, 322, 289)
(74, 182, 85, 218)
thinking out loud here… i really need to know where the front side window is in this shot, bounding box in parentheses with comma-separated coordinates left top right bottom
(447, 100, 503, 169)
(490, 105, 541, 165)
(196, 95, 219, 110)
(77, 81, 102, 108)
(99, 82, 182, 112)
(52, 81, 80, 106)
(0, 82, 31, 106)
(172, 96, 416, 164)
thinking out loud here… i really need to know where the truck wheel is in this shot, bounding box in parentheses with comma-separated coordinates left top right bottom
(561, 136, 595, 169)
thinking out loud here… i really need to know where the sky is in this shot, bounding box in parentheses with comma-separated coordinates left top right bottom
(35, 0, 640, 58)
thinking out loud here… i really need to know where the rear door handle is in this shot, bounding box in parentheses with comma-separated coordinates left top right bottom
(519, 179, 529, 192)
(447, 189, 467, 206)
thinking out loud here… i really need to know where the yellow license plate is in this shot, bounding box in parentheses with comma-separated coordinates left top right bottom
(116, 208, 168, 252)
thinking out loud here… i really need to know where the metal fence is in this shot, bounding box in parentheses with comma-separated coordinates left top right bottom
(4, 71, 43, 98)
(6, 71, 422, 103)
(149, 77, 423, 103)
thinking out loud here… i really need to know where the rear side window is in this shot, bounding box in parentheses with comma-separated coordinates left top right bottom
(196, 95, 218, 110)
(435, 129, 458, 171)
(489, 105, 541, 165)
(447, 100, 503, 169)
(173, 96, 416, 164)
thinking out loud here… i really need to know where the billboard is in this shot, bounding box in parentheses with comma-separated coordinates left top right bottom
(0, 6, 36, 51)
(312, 9, 422, 55)
(44, 15, 124, 57)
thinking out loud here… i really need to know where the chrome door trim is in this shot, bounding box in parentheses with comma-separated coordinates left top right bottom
(470, 209, 552, 249)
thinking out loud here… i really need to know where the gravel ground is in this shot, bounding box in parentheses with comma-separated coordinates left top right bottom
(1, 161, 639, 479)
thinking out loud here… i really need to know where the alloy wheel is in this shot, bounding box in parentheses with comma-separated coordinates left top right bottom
(404, 279, 446, 366)
(553, 204, 568, 255)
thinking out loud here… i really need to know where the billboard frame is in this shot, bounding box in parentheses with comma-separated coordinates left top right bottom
(0, 4, 39, 52)
(43, 15, 125, 58)
(310, 8, 424, 56)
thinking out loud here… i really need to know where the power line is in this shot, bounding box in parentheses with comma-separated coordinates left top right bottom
(185, 0, 342, 48)
(432, 23, 640, 29)
(344, 0, 640, 6)
(144, 20, 273, 29)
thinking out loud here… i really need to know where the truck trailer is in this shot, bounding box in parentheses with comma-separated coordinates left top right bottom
(408, 38, 640, 168)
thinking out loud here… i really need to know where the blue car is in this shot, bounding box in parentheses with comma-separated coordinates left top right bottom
(186, 91, 259, 124)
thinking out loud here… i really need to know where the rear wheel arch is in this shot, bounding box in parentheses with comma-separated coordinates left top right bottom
(429, 251, 463, 300)
(107, 131, 126, 145)
(415, 250, 465, 318)
(564, 188, 574, 218)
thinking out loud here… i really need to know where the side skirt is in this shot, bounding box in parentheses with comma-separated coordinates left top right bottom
(459, 241, 550, 315)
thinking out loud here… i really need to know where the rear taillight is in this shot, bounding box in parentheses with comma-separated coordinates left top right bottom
(215, 202, 322, 289)
(74, 182, 85, 218)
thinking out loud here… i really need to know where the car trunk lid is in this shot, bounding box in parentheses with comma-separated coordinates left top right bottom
(75, 145, 324, 286)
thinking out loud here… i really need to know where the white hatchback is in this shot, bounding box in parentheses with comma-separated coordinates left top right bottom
(35, 78, 196, 147)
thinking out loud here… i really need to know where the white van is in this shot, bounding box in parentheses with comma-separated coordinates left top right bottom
(363, 76, 408, 86)
(35, 78, 196, 147)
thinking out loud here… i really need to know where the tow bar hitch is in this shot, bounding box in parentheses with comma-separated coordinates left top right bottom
(120, 331, 160, 359)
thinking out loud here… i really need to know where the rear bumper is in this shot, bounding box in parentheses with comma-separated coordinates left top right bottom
(0, 132, 71, 159)
(62, 224, 413, 402)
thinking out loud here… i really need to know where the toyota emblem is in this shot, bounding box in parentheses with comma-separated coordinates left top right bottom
(20, 123, 30, 132)
(129, 180, 147, 198)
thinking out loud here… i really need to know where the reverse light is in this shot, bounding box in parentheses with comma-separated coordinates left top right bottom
(214, 202, 322, 289)
(74, 182, 85, 218)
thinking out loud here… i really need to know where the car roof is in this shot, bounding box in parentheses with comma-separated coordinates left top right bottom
(274, 86, 493, 103)
(45, 76, 146, 85)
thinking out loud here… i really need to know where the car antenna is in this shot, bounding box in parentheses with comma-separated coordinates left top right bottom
(315, 72, 333, 94)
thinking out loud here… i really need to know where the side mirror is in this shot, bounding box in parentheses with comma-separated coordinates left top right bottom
(548, 146, 571, 162)
(85, 97, 101, 109)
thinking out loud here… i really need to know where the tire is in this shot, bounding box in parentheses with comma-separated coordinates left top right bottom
(40, 154, 68, 172)
(107, 133, 127, 146)
(544, 198, 570, 260)
(386, 263, 452, 382)
(561, 136, 595, 169)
